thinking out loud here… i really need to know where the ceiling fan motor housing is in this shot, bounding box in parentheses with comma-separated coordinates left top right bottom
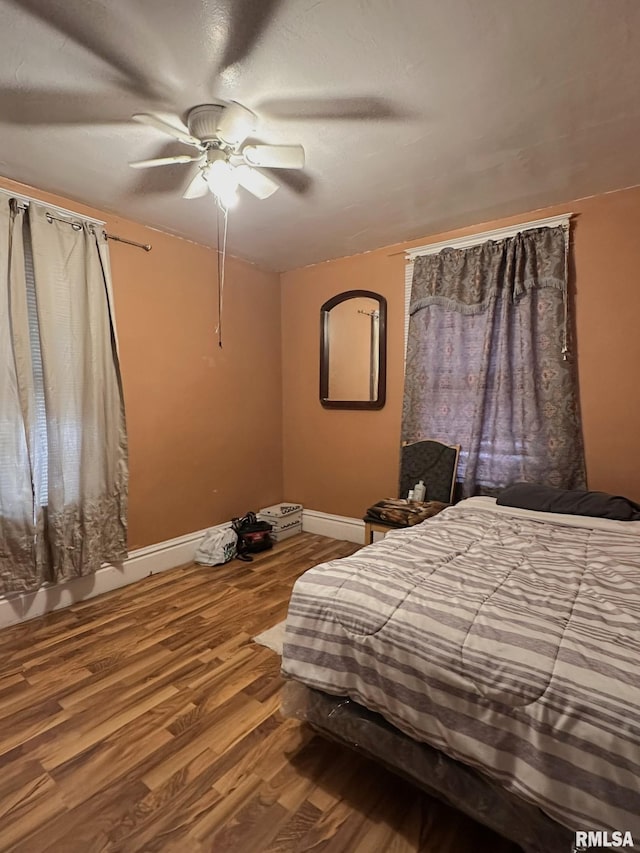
(186, 104, 226, 143)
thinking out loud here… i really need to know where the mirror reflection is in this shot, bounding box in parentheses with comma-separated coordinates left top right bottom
(328, 297, 380, 401)
(320, 290, 386, 410)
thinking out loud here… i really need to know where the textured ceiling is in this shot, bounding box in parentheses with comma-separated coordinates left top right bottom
(0, 0, 639, 271)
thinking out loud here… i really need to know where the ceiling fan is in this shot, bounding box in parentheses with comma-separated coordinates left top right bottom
(129, 101, 305, 208)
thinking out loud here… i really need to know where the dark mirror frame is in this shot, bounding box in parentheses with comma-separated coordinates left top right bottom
(320, 289, 387, 410)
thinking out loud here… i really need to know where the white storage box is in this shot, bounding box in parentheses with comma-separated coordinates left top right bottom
(259, 503, 302, 527)
(270, 520, 302, 542)
(259, 503, 303, 541)
(260, 502, 303, 518)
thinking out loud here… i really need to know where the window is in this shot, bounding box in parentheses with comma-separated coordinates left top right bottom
(402, 215, 585, 496)
(0, 196, 128, 591)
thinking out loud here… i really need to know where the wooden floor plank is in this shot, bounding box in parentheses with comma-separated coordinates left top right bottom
(0, 532, 523, 852)
(36, 779, 150, 853)
(0, 769, 66, 851)
(266, 799, 323, 853)
(100, 749, 219, 852)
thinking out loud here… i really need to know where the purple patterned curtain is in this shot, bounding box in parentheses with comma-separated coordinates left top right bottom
(402, 226, 586, 497)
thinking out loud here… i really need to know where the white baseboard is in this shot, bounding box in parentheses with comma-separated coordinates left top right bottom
(0, 511, 366, 630)
(0, 522, 228, 630)
(302, 509, 364, 545)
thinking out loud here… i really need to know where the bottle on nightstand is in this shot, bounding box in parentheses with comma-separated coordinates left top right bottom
(413, 480, 426, 502)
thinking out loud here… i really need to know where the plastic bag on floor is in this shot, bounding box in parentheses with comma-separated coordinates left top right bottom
(195, 527, 237, 566)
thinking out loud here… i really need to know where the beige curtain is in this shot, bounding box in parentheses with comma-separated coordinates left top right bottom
(0, 201, 42, 592)
(0, 199, 128, 594)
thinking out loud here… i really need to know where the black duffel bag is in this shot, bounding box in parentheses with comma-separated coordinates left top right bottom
(231, 512, 273, 562)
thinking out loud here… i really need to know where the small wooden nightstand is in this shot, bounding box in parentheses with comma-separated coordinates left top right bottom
(363, 499, 450, 545)
(364, 519, 397, 544)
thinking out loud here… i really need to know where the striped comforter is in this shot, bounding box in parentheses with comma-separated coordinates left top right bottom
(282, 497, 640, 835)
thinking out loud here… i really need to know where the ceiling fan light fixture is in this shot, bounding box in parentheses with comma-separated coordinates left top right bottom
(206, 159, 239, 208)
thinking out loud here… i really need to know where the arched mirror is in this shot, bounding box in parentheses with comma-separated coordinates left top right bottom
(320, 290, 387, 410)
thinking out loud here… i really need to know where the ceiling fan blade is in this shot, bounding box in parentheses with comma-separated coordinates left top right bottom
(217, 0, 284, 74)
(241, 144, 305, 169)
(0, 87, 139, 126)
(263, 166, 313, 196)
(216, 102, 257, 146)
(7, 0, 163, 100)
(234, 165, 279, 200)
(183, 169, 210, 199)
(258, 96, 411, 121)
(129, 154, 202, 169)
(132, 113, 201, 147)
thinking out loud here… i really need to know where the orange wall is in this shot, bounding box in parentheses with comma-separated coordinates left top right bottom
(281, 186, 640, 518)
(0, 176, 283, 549)
(4, 174, 639, 538)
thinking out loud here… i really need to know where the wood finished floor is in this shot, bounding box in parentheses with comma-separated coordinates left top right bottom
(0, 533, 522, 853)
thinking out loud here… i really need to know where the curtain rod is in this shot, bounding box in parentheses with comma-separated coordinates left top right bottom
(43, 211, 152, 252)
(391, 213, 573, 261)
(3, 191, 152, 252)
(103, 231, 152, 252)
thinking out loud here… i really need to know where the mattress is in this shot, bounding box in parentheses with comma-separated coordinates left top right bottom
(281, 497, 640, 836)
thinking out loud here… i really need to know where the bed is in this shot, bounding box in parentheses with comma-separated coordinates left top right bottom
(281, 497, 640, 852)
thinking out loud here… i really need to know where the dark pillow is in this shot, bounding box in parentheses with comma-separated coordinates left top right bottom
(497, 483, 640, 521)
